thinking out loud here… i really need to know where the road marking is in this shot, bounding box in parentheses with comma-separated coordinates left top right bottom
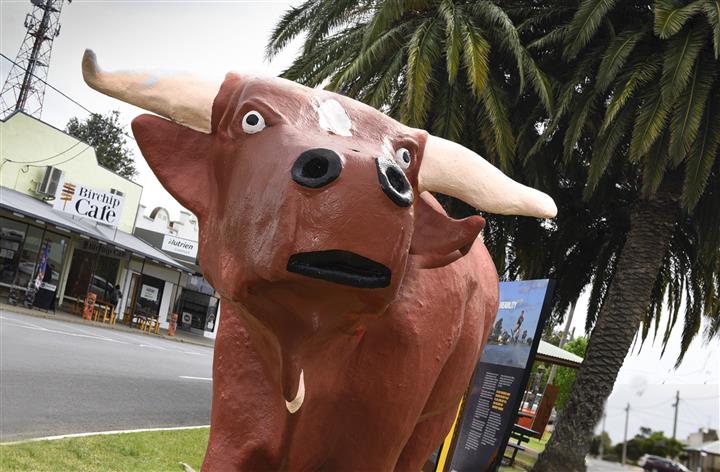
(0, 316, 129, 344)
(179, 376, 212, 381)
(0, 425, 210, 446)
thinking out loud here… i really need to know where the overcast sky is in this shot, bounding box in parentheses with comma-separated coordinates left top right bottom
(1, 0, 717, 447)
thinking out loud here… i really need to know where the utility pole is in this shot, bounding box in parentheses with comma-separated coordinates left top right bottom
(599, 409, 607, 460)
(0, 0, 72, 119)
(622, 403, 630, 466)
(546, 300, 577, 386)
(672, 390, 680, 440)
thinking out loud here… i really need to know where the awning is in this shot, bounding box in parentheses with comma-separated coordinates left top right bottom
(536, 340, 584, 369)
(684, 440, 720, 456)
(0, 186, 190, 273)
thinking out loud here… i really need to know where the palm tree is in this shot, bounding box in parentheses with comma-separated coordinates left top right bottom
(514, 1, 720, 470)
(266, 0, 553, 173)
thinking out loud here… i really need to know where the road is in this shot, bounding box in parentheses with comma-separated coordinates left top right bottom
(0, 309, 213, 441)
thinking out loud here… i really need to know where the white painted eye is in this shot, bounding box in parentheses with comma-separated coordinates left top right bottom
(242, 110, 265, 134)
(395, 148, 412, 169)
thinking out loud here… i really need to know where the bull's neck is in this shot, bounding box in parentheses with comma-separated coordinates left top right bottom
(219, 298, 365, 407)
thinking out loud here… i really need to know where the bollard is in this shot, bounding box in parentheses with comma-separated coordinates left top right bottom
(82, 292, 96, 320)
(168, 313, 178, 336)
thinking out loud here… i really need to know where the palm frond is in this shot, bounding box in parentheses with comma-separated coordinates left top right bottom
(481, 78, 516, 171)
(702, 0, 720, 58)
(461, 19, 491, 97)
(600, 58, 662, 134)
(523, 52, 555, 113)
(266, 0, 320, 60)
(585, 103, 634, 198)
(563, 0, 618, 60)
(660, 24, 708, 102)
(682, 91, 720, 209)
(629, 83, 672, 162)
(440, 0, 462, 85)
(668, 57, 717, 164)
(403, 19, 441, 126)
(596, 28, 647, 92)
(642, 129, 672, 195)
(654, 0, 704, 39)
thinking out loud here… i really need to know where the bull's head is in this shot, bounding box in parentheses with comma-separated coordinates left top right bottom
(82, 50, 555, 335)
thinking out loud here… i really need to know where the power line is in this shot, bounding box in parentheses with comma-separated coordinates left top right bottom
(0, 53, 137, 142)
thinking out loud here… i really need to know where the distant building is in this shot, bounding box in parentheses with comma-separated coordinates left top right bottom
(1, 111, 191, 329)
(684, 429, 719, 472)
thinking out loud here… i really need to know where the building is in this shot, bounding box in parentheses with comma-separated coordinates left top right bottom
(1, 111, 192, 331)
(685, 430, 720, 472)
(134, 205, 220, 339)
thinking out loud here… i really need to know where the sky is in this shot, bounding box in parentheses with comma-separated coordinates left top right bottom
(1, 0, 718, 448)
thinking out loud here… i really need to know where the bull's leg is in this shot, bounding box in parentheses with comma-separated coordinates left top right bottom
(394, 403, 459, 472)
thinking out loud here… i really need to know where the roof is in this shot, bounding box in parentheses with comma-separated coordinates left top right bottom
(685, 440, 720, 456)
(536, 340, 584, 369)
(0, 186, 190, 273)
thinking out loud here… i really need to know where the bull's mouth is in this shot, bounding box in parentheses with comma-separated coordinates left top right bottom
(287, 250, 391, 288)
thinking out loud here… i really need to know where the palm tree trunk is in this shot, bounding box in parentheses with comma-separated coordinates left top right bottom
(531, 178, 681, 472)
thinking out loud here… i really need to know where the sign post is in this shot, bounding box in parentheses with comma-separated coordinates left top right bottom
(437, 279, 554, 471)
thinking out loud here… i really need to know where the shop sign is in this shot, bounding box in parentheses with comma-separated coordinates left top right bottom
(81, 239, 125, 258)
(162, 234, 198, 258)
(54, 182, 125, 227)
(140, 284, 159, 302)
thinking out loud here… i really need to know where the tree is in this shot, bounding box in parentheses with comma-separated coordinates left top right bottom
(611, 428, 684, 463)
(521, 2, 720, 470)
(552, 337, 587, 410)
(266, 0, 553, 175)
(589, 431, 612, 457)
(66, 110, 137, 179)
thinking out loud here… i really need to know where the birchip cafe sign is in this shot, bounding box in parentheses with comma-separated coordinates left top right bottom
(54, 181, 125, 227)
(433, 279, 554, 472)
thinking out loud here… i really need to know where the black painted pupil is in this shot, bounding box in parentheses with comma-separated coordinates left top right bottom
(245, 113, 260, 126)
(302, 157, 329, 179)
(401, 150, 411, 163)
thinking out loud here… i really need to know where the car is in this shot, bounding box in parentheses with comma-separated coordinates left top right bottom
(638, 454, 690, 472)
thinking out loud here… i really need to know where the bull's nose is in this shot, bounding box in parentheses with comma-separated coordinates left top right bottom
(292, 148, 343, 188)
(376, 157, 413, 207)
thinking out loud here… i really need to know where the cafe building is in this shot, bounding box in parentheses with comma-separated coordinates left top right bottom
(0, 111, 191, 327)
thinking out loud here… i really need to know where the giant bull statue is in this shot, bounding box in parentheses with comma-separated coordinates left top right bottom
(82, 49, 556, 471)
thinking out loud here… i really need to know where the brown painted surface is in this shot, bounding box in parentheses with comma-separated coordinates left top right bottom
(131, 75, 499, 470)
(532, 385, 560, 436)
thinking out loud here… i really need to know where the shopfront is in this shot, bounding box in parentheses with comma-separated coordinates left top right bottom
(0, 215, 70, 309)
(174, 274, 219, 335)
(64, 239, 125, 305)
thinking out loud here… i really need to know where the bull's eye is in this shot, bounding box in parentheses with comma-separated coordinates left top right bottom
(395, 148, 412, 169)
(242, 110, 266, 134)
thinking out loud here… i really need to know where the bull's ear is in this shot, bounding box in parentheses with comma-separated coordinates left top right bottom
(410, 193, 485, 259)
(132, 114, 212, 217)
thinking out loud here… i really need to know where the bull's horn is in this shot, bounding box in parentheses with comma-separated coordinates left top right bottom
(418, 135, 557, 218)
(81, 49, 216, 133)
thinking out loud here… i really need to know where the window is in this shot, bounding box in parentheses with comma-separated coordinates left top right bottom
(14, 225, 43, 290)
(0, 217, 27, 285)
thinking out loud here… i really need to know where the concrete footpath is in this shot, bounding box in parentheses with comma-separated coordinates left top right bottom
(586, 458, 644, 471)
(0, 302, 215, 348)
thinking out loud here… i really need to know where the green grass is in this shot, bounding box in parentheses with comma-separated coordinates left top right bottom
(0, 427, 209, 471)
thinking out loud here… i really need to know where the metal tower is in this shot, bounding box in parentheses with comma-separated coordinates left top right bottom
(0, 0, 71, 120)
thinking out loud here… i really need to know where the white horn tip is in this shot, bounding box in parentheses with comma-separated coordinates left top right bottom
(537, 195, 558, 219)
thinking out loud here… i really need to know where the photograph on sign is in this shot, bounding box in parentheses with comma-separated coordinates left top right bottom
(482, 280, 548, 369)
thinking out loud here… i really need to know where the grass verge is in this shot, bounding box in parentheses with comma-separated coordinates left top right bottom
(0, 427, 209, 471)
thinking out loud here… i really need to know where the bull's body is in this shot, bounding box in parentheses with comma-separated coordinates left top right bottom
(205, 231, 498, 470)
(81, 50, 554, 471)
